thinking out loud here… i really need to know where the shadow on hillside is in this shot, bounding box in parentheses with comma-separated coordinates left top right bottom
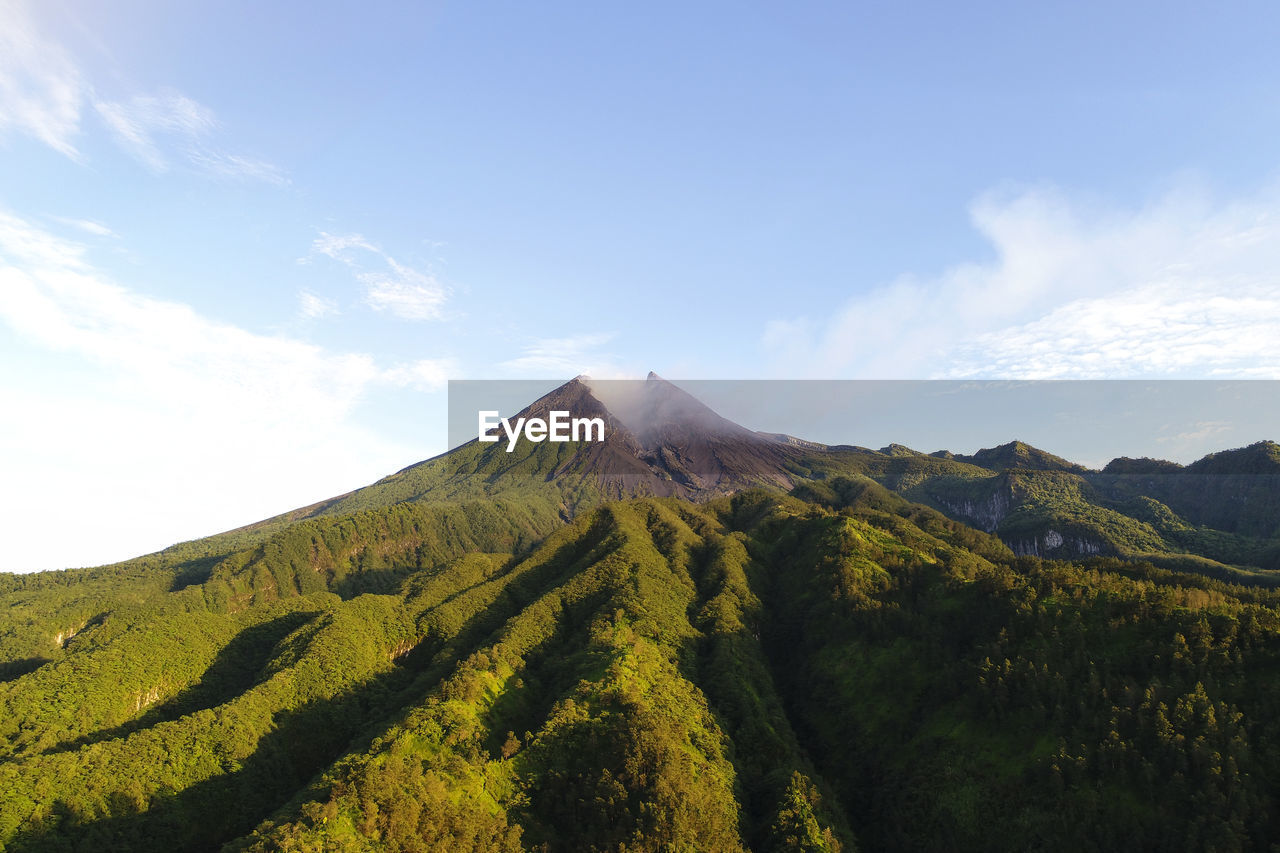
(9, 513, 622, 852)
(45, 611, 319, 756)
(169, 556, 225, 592)
(479, 584, 615, 760)
(0, 656, 50, 684)
(9, 676, 402, 853)
(332, 565, 416, 599)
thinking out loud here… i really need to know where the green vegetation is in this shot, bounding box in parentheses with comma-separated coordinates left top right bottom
(805, 441, 1280, 571)
(5, 377, 1280, 852)
(6, 476, 1280, 849)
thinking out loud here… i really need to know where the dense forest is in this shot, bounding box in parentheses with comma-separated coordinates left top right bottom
(5, 379, 1280, 850)
(5, 473, 1280, 850)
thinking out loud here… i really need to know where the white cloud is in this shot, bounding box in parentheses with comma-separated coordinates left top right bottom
(0, 212, 451, 572)
(0, 0, 84, 158)
(298, 290, 338, 319)
(185, 147, 285, 185)
(49, 215, 116, 238)
(1159, 421, 1232, 444)
(93, 93, 213, 170)
(312, 232, 379, 259)
(94, 91, 285, 183)
(312, 231, 449, 321)
(499, 332, 618, 375)
(764, 183, 1280, 378)
(362, 262, 447, 320)
(381, 359, 452, 391)
(947, 280, 1280, 378)
(0, 2, 283, 183)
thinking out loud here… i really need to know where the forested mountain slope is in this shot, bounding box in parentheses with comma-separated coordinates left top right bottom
(5, 378, 1280, 850)
(5, 481, 1280, 850)
(841, 440, 1280, 573)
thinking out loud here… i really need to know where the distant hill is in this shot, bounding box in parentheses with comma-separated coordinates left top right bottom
(1102, 456, 1184, 474)
(1187, 440, 1280, 474)
(949, 439, 1090, 473)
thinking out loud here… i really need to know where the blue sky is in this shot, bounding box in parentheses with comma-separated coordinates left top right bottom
(2, 0, 1280, 570)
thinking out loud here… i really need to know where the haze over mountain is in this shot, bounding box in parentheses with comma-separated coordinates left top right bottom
(3, 377, 1280, 851)
(201, 375, 1280, 578)
(223, 374, 807, 542)
(501, 373, 808, 496)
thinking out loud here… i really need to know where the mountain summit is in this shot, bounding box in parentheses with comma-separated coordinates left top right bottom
(586, 372, 760, 448)
(228, 375, 810, 540)
(505, 373, 806, 496)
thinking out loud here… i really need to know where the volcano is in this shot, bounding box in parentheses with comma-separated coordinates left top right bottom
(502, 372, 808, 496)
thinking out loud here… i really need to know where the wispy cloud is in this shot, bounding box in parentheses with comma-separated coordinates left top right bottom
(362, 261, 447, 320)
(0, 0, 84, 158)
(381, 359, 452, 391)
(49, 215, 116, 238)
(93, 93, 214, 169)
(312, 232, 379, 259)
(764, 183, 1280, 378)
(1158, 421, 1232, 444)
(0, 213, 448, 399)
(0, 211, 451, 570)
(0, 2, 282, 183)
(499, 332, 618, 375)
(312, 231, 449, 321)
(186, 146, 286, 185)
(94, 91, 285, 183)
(298, 290, 339, 319)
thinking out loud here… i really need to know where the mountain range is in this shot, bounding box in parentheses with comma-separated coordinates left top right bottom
(2, 375, 1280, 851)
(218, 374, 1280, 578)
